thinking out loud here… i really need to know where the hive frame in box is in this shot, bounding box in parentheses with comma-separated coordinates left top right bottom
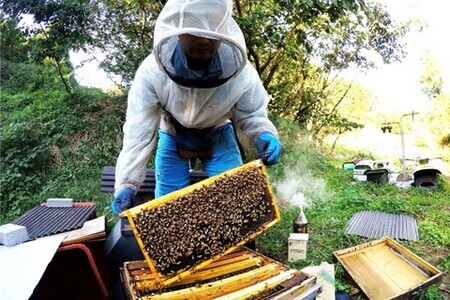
(120, 160, 281, 287)
(333, 237, 443, 299)
(121, 248, 320, 300)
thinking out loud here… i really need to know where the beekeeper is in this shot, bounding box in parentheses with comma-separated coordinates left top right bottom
(111, 0, 281, 216)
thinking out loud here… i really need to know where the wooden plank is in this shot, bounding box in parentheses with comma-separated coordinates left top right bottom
(129, 251, 255, 280)
(200, 253, 257, 270)
(213, 269, 299, 300)
(126, 249, 260, 293)
(126, 260, 151, 271)
(133, 256, 263, 293)
(122, 267, 139, 300)
(123, 249, 318, 300)
(386, 238, 442, 275)
(158, 243, 260, 286)
(141, 263, 285, 300)
(340, 248, 406, 299)
(135, 258, 261, 293)
(133, 279, 159, 294)
(167, 257, 260, 284)
(268, 277, 317, 300)
(365, 245, 428, 288)
(335, 241, 386, 259)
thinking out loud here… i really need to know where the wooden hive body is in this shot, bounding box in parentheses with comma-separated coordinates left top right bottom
(121, 248, 319, 300)
(333, 237, 443, 299)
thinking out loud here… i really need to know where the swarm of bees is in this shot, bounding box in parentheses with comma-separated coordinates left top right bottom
(133, 165, 275, 276)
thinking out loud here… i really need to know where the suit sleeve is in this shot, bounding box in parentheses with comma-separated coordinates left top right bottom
(114, 55, 162, 193)
(232, 65, 278, 142)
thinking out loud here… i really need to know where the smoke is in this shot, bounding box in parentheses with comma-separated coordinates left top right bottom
(272, 166, 331, 209)
(291, 192, 307, 209)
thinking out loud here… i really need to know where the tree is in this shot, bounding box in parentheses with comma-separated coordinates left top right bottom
(0, 13, 29, 62)
(86, 0, 165, 87)
(420, 51, 443, 99)
(2, 0, 408, 139)
(419, 51, 450, 147)
(1, 0, 94, 94)
(231, 0, 408, 139)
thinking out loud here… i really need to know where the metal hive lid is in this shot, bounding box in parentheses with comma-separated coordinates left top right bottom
(346, 210, 419, 241)
(12, 203, 97, 240)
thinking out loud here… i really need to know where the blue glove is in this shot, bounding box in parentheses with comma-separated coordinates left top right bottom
(111, 188, 135, 216)
(256, 133, 281, 165)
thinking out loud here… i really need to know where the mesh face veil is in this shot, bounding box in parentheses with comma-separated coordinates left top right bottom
(153, 0, 247, 88)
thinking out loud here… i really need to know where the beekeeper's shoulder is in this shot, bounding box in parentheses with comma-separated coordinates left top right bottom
(236, 61, 262, 86)
(135, 53, 164, 79)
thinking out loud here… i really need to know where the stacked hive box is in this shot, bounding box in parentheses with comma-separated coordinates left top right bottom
(120, 160, 281, 286)
(288, 233, 309, 262)
(121, 248, 319, 300)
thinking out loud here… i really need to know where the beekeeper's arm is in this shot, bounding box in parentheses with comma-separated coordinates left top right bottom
(232, 66, 281, 165)
(112, 56, 161, 216)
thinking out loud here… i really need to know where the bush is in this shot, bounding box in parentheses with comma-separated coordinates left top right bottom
(0, 60, 126, 223)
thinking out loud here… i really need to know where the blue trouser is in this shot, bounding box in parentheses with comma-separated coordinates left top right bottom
(154, 123, 243, 197)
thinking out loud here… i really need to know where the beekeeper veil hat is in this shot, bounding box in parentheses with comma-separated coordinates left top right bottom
(153, 0, 247, 88)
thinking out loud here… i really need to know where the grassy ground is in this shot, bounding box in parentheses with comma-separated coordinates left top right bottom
(255, 145, 450, 299)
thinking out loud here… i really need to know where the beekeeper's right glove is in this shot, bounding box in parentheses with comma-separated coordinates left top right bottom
(111, 188, 135, 216)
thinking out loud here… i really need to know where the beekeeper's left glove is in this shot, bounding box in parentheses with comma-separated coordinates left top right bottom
(256, 133, 282, 165)
(111, 188, 135, 216)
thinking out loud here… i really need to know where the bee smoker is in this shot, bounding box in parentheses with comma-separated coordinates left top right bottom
(293, 208, 309, 233)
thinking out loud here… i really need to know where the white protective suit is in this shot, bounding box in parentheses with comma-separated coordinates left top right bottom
(114, 0, 278, 193)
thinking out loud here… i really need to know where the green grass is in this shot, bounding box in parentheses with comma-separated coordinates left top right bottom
(256, 145, 450, 299)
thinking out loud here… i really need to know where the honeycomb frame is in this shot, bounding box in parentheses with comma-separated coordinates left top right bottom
(120, 160, 281, 286)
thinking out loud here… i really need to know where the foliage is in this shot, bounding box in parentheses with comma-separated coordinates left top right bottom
(1, 59, 76, 94)
(0, 59, 125, 223)
(0, 13, 29, 62)
(419, 52, 450, 147)
(420, 51, 444, 99)
(233, 0, 409, 139)
(87, 0, 165, 86)
(2, 0, 409, 137)
(1, 0, 93, 93)
(1, 0, 93, 56)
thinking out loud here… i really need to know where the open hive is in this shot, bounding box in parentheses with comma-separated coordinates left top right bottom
(121, 248, 320, 300)
(120, 160, 281, 286)
(333, 237, 443, 299)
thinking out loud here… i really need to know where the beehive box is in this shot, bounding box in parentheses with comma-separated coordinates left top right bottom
(288, 233, 309, 262)
(120, 160, 281, 286)
(333, 237, 443, 299)
(121, 248, 320, 300)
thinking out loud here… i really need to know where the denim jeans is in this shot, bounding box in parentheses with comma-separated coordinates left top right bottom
(155, 122, 243, 197)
